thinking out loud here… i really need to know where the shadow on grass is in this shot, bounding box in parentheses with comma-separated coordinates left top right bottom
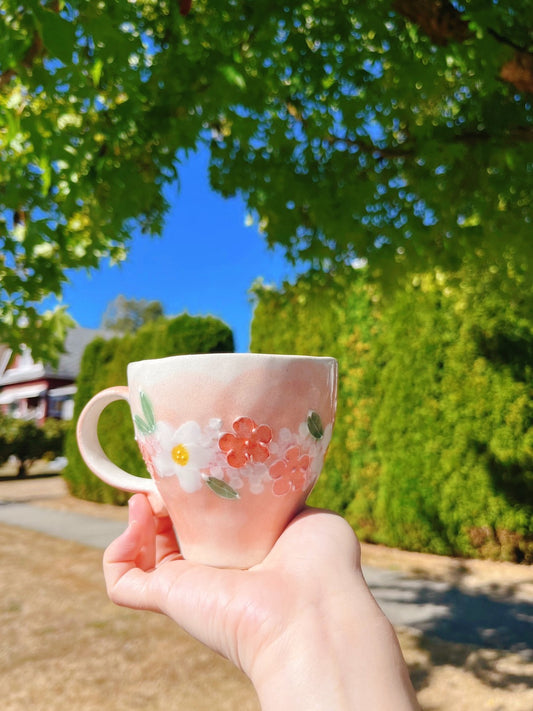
(367, 567, 532, 653)
(407, 633, 533, 699)
(367, 567, 533, 697)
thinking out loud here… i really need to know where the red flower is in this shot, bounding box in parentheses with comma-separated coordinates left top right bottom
(219, 417, 272, 468)
(270, 447, 310, 495)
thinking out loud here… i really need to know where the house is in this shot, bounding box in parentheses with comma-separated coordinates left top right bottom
(0, 327, 110, 425)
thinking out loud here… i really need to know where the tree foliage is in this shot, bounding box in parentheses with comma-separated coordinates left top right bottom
(101, 294, 164, 333)
(1, 0, 531, 360)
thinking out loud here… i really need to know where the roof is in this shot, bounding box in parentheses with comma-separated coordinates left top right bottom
(0, 327, 114, 386)
(45, 327, 113, 379)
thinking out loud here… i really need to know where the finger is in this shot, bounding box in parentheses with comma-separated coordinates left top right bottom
(147, 490, 168, 518)
(141, 491, 181, 565)
(153, 514, 182, 566)
(103, 494, 158, 609)
(129, 493, 159, 569)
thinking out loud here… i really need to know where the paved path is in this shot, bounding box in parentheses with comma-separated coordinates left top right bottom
(0, 500, 126, 549)
(1, 476, 532, 658)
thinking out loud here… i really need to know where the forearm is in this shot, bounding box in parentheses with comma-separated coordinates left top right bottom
(251, 572, 420, 711)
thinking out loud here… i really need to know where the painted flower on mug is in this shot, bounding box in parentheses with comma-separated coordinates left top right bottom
(269, 446, 310, 495)
(219, 417, 272, 468)
(153, 421, 213, 492)
(132, 390, 332, 500)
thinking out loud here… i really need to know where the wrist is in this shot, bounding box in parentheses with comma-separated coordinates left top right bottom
(250, 571, 419, 711)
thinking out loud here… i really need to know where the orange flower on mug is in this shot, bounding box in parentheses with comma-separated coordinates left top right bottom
(219, 417, 272, 468)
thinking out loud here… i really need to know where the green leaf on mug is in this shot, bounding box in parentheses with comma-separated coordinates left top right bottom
(307, 411, 324, 440)
(134, 391, 156, 436)
(140, 391, 156, 433)
(134, 414, 153, 436)
(205, 477, 240, 500)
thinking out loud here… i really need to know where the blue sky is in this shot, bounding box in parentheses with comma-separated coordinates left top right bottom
(55, 148, 303, 352)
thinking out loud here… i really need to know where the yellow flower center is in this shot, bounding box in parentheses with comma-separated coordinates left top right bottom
(172, 443, 189, 467)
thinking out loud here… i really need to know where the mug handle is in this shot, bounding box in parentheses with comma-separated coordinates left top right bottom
(76, 386, 158, 495)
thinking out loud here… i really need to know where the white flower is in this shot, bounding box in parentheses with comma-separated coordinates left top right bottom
(153, 421, 212, 493)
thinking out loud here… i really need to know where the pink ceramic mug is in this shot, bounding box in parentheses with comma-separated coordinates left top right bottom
(76, 353, 337, 568)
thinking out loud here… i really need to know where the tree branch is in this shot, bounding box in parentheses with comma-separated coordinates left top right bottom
(0, 31, 44, 89)
(1, 2, 61, 89)
(453, 126, 533, 144)
(179, 0, 192, 16)
(392, 0, 472, 46)
(487, 27, 529, 54)
(325, 134, 413, 160)
(0, 31, 44, 88)
(500, 51, 533, 95)
(392, 0, 533, 95)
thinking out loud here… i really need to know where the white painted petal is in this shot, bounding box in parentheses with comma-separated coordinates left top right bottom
(184, 442, 212, 469)
(177, 466, 203, 493)
(153, 450, 178, 478)
(155, 421, 176, 447)
(208, 418, 223, 431)
(175, 420, 202, 441)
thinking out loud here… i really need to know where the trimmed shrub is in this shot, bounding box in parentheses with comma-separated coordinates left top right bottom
(0, 415, 69, 476)
(251, 266, 533, 562)
(64, 313, 234, 504)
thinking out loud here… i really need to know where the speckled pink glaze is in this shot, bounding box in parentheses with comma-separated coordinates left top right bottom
(77, 353, 337, 568)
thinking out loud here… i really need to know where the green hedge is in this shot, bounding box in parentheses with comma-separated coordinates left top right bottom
(64, 313, 234, 504)
(0, 415, 70, 476)
(251, 266, 533, 562)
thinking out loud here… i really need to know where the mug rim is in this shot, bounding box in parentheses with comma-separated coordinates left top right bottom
(128, 352, 337, 369)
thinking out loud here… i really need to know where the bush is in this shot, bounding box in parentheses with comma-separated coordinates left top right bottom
(64, 313, 234, 504)
(0, 415, 70, 476)
(251, 265, 533, 562)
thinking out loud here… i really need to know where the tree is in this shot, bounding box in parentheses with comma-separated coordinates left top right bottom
(1, 0, 531, 360)
(101, 295, 164, 334)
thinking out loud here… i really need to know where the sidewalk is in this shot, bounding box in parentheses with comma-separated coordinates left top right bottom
(0, 473, 127, 548)
(0, 500, 126, 549)
(1, 473, 532, 657)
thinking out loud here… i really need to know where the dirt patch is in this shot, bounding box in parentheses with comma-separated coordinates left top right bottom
(1, 473, 532, 710)
(0, 524, 258, 711)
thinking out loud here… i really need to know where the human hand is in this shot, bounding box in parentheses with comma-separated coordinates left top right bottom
(103, 493, 419, 711)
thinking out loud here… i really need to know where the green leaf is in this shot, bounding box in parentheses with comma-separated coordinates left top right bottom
(134, 414, 152, 436)
(39, 156, 52, 196)
(139, 391, 156, 432)
(91, 58, 104, 88)
(219, 65, 246, 90)
(34, 7, 76, 65)
(205, 477, 240, 500)
(307, 411, 324, 440)
(4, 111, 20, 143)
